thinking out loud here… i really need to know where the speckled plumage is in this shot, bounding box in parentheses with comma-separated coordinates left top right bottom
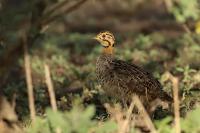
(96, 54, 172, 105)
(94, 31, 172, 108)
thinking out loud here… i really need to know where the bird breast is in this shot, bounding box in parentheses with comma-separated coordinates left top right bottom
(96, 54, 113, 84)
(96, 54, 126, 100)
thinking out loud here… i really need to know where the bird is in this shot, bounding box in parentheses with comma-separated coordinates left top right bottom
(94, 31, 172, 112)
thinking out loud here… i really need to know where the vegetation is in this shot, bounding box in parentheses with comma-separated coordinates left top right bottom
(0, 0, 200, 133)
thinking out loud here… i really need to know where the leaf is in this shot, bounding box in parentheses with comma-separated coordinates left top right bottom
(82, 105, 96, 119)
(46, 108, 71, 133)
(26, 117, 51, 133)
(176, 67, 184, 72)
(155, 117, 173, 133)
(181, 107, 200, 133)
(95, 121, 118, 133)
(64, 105, 96, 133)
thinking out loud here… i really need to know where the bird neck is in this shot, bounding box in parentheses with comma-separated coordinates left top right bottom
(103, 46, 114, 55)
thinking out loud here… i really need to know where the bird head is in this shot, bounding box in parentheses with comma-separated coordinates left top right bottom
(93, 31, 115, 47)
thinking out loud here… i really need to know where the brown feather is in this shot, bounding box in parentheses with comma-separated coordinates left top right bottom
(96, 54, 172, 104)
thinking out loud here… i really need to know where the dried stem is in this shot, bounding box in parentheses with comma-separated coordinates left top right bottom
(11, 93, 16, 109)
(119, 99, 135, 133)
(44, 64, 61, 133)
(182, 24, 192, 34)
(133, 95, 157, 133)
(42, 0, 88, 26)
(164, 0, 173, 12)
(173, 77, 180, 133)
(44, 64, 57, 111)
(23, 35, 36, 122)
(165, 72, 180, 133)
(43, 0, 70, 19)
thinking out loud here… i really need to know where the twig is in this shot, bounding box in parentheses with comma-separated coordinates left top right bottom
(11, 93, 16, 109)
(133, 95, 157, 133)
(23, 35, 36, 122)
(164, 0, 173, 12)
(44, 64, 61, 133)
(42, 0, 88, 26)
(119, 99, 135, 133)
(173, 77, 180, 133)
(182, 23, 200, 47)
(44, 64, 57, 111)
(165, 72, 180, 133)
(43, 0, 70, 20)
(182, 24, 192, 34)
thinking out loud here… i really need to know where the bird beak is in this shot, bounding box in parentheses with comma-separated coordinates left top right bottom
(93, 37, 98, 40)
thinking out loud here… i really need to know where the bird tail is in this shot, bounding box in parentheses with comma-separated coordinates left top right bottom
(159, 92, 173, 102)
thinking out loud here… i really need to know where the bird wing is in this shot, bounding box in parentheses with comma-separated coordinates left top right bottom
(109, 59, 162, 96)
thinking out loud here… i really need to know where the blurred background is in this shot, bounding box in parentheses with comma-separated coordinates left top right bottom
(0, 0, 200, 133)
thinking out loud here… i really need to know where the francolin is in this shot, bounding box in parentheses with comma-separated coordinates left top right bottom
(94, 31, 172, 112)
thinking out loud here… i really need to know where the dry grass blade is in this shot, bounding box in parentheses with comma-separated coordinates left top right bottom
(164, 0, 173, 12)
(118, 99, 135, 133)
(44, 64, 61, 133)
(173, 77, 180, 133)
(44, 64, 57, 111)
(165, 72, 180, 133)
(0, 97, 23, 133)
(23, 35, 36, 122)
(133, 95, 157, 133)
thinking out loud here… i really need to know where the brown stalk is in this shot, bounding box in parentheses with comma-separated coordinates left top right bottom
(43, 0, 70, 20)
(173, 77, 180, 133)
(165, 72, 180, 133)
(42, 0, 88, 26)
(44, 64, 61, 133)
(118, 99, 135, 133)
(133, 95, 157, 133)
(164, 0, 173, 12)
(182, 24, 192, 34)
(23, 34, 36, 122)
(44, 64, 57, 111)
